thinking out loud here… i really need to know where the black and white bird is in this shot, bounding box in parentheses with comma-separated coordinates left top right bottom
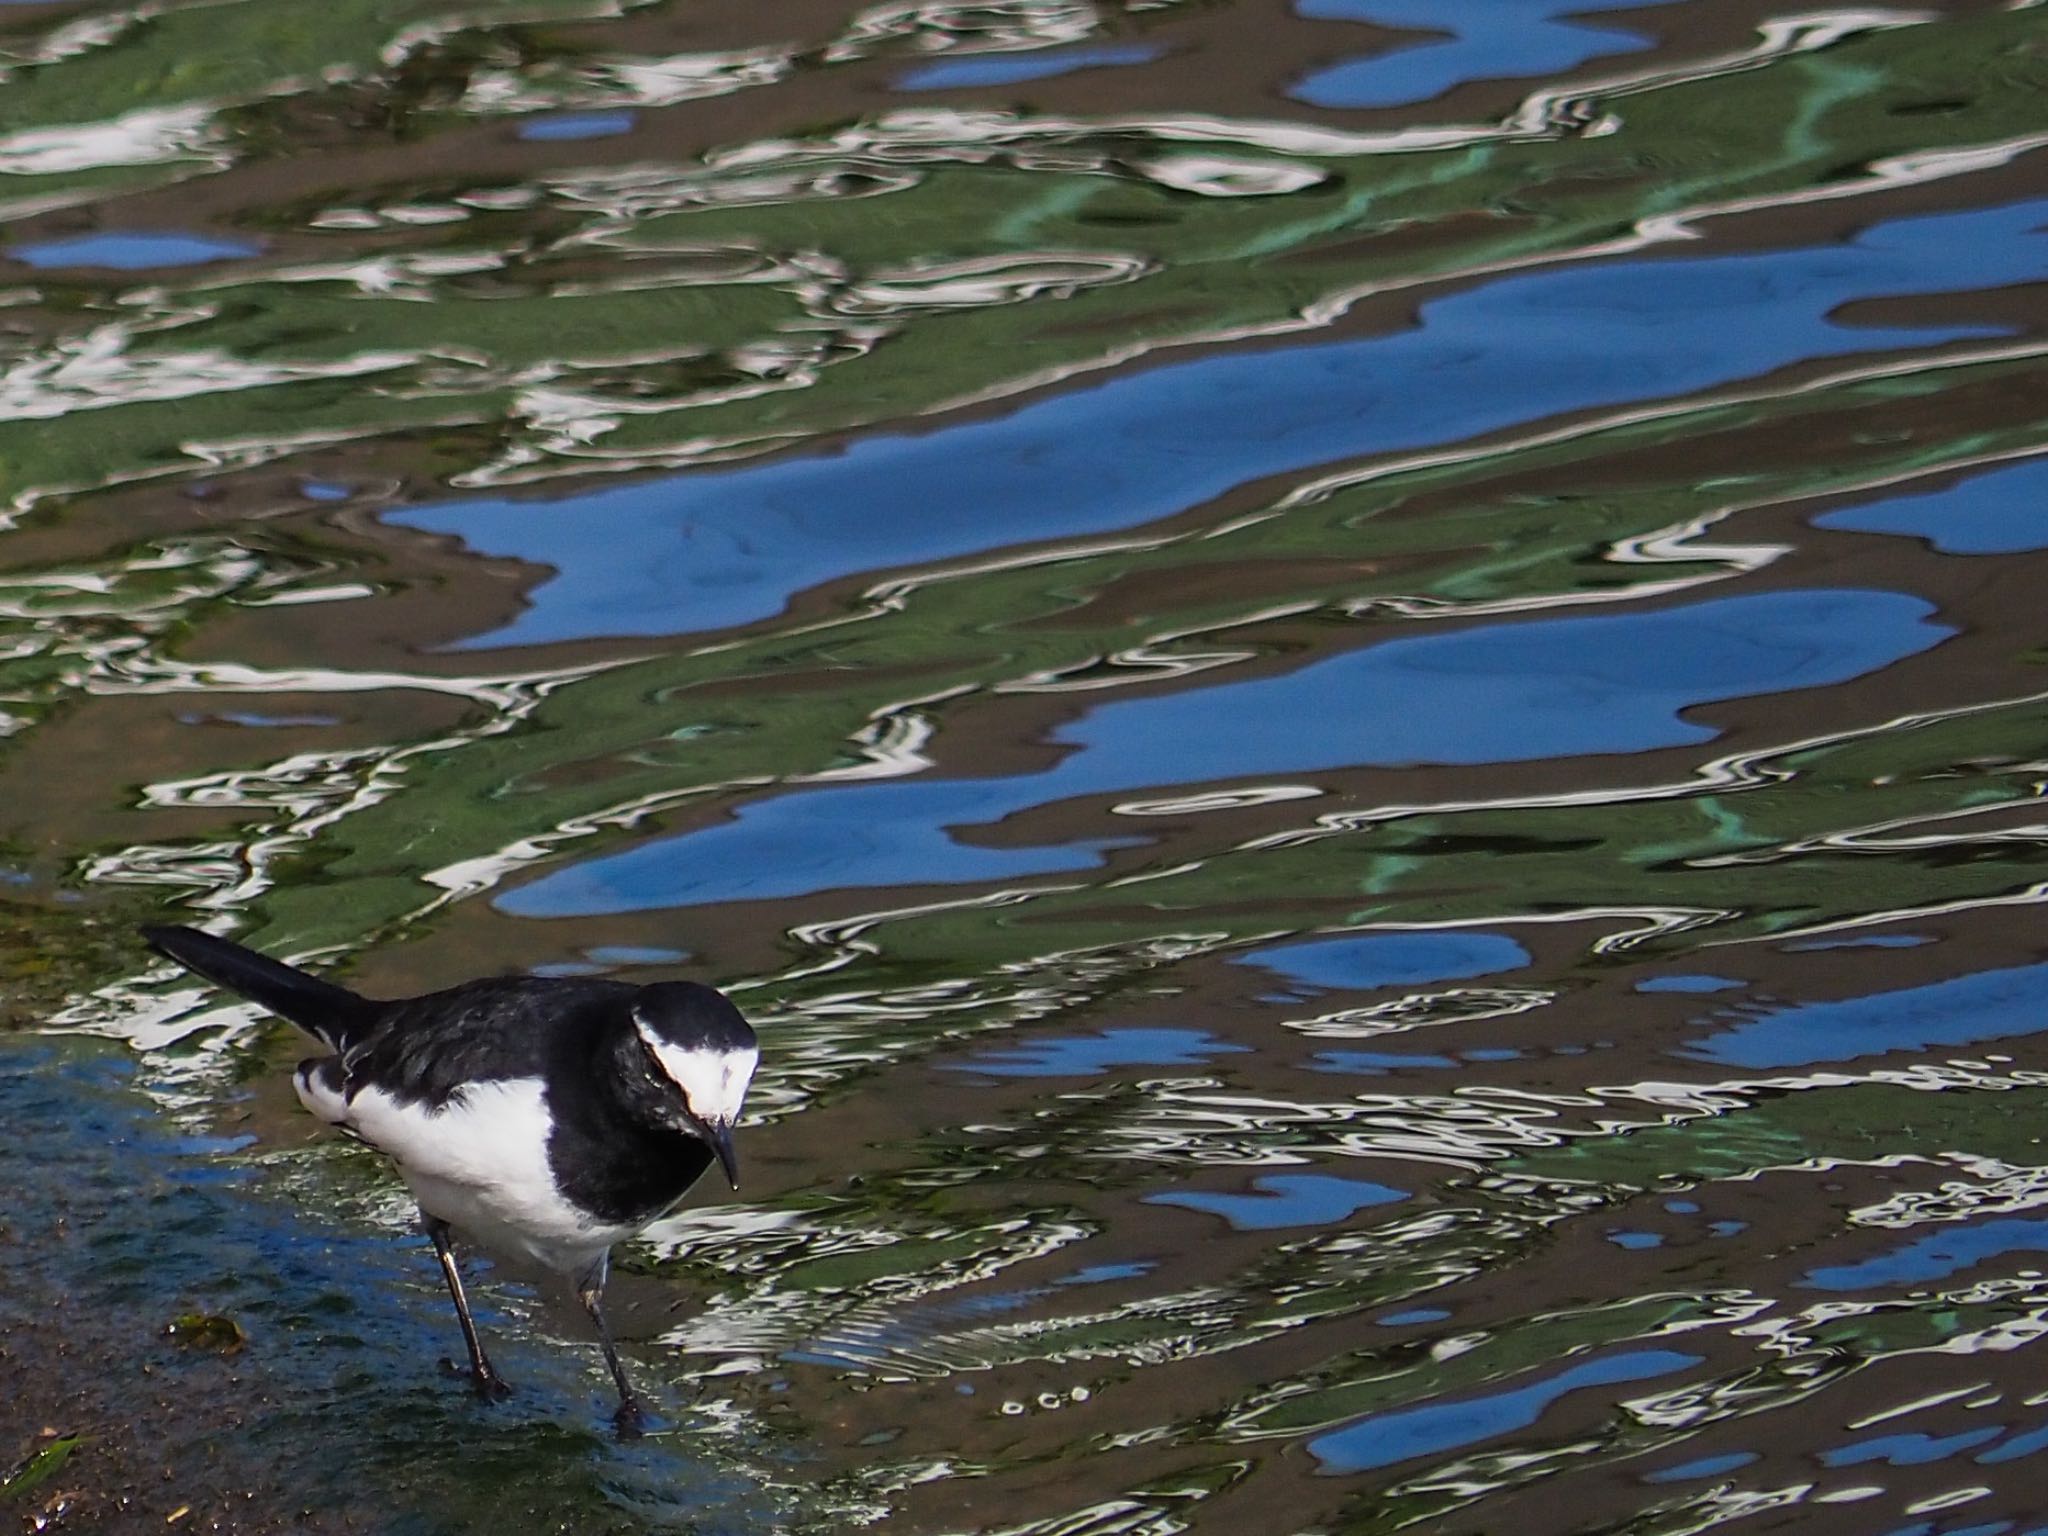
(140, 923, 758, 1434)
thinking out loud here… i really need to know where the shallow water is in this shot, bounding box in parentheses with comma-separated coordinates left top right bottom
(2, 0, 2048, 1531)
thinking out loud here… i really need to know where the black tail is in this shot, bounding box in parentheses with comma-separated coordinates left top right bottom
(141, 924, 373, 1050)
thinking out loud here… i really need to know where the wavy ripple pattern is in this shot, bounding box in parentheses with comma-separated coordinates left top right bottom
(2, 3, 2047, 1534)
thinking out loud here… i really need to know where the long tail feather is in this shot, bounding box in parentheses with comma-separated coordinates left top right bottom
(141, 924, 373, 1050)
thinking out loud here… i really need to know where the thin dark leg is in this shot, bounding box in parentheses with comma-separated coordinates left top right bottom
(425, 1216, 511, 1401)
(577, 1253, 647, 1437)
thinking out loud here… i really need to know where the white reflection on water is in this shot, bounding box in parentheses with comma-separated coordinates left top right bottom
(826, 251, 1153, 315)
(0, 104, 220, 180)
(827, 0, 1105, 64)
(458, 46, 792, 115)
(0, 327, 417, 427)
(4, 4, 2045, 1530)
(1281, 987, 1557, 1041)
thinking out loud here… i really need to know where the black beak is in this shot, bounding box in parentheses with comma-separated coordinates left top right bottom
(708, 1122, 740, 1190)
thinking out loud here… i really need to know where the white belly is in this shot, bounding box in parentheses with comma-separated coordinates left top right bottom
(296, 1071, 632, 1275)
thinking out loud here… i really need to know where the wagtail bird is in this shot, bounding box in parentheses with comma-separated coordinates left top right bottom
(141, 923, 758, 1435)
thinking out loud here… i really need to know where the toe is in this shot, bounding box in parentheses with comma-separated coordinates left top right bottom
(613, 1397, 651, 1439)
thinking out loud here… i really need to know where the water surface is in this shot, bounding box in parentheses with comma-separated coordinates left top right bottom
(3, 2, 2048, 1532)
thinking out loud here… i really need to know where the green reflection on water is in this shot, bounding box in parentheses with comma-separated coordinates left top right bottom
(3, 1, 2048, 1532)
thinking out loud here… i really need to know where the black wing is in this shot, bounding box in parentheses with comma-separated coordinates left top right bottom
(334, 976, 637, 1107)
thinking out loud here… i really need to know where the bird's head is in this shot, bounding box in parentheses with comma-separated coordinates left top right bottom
(627, 982, 758, 1189)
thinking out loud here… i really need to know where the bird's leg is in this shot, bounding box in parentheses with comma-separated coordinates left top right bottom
(577, 1253, 648, 1437)
(425, 1216, 512, 1401)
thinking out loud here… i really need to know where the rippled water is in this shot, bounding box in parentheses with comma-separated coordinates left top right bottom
(3, 0, 2047, 1531)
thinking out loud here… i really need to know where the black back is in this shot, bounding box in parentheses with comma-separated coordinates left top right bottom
(344, 975, 636, 1105)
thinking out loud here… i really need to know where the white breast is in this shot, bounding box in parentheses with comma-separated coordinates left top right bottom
(295, 1071, 632, 1275)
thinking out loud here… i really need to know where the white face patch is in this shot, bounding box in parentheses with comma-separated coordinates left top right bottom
(635, 1013, 758, 1125)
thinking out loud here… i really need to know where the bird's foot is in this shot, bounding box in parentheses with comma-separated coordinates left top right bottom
(613, 1395, 654, 1440)
(439, 1355, 515, 1401)
(476, 1368, 515, 1403)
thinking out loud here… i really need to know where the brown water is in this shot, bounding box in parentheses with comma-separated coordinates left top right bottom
(3, 0, 2048, 1531)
